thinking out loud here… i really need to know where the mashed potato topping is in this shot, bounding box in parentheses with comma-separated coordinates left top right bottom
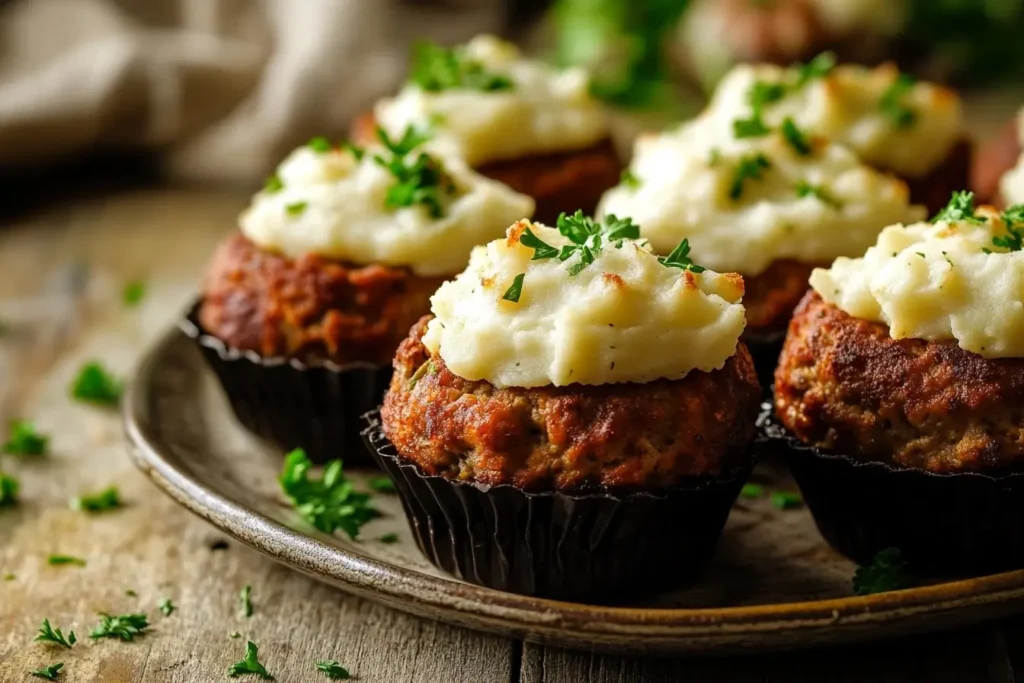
(811, 201, 1024, 358)
(421, 220, 747, 388)
(597, 120, 923, 276)
(240, 141, 535, 277)
(707, 61, 962, 178)
(374, 35, 609, 167)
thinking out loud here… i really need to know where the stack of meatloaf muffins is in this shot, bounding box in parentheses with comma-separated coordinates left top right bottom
(187, 34, 1024, 600)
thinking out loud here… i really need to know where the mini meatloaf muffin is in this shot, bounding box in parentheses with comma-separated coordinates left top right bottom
(771, 193, 1024, 573)
(352, 35, 621, 224)
(192, 128, 533, 462)
(368, 215, 761, 599)
(598, 105, 923, 385)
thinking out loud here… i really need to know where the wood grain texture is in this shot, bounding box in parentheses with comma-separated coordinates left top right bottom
(0, 187, 1022, 683)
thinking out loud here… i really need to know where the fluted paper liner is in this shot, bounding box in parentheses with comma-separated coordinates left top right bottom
(181, 301, 390, 465)
(362, 410, 756, 602)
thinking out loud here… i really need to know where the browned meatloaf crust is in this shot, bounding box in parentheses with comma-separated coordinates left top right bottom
(742, 260, 818, 336)
(381, 316, 761, 492)
(352, 112, 622, 225)
(899, 138, 973, 216)
(971, 118, 1020, 207)
(774, 291, 1024, 474)
(199, 234, 445, 365)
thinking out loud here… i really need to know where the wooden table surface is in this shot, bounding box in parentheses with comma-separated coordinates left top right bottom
(2, 185, 1024, 683)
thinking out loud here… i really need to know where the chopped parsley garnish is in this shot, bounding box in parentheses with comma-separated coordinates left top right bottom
(47, 555, 86, 567)
(410, 41, 514, 93)
(285, 201, 308, 218)
(658, 239, 705, 273)
(307, 136, 332, 153)
(739, 483, 764, 498)
(795, 180, 840, 209)
(932, 191, 986, 225)
(30, 663, 64, 680)
(35, 619, 76, 648)
(770, 490, 803, 510)
(879, 73, 917, 129)
(123, 280, 145, 306)
(158, 597, 175, 617)
(240, 585, 253, 618)
(229, 640, 274, 679)
(793, 52, 837, 88)
(71, 486, 121, 513)
(316, 660, 352, 680)
(520, 227, 561, 260)
(378, 533, 400, 544)
(993, 203, 1024, 252)
(0, 472, 18, 507)
(279, 449, 378, 540)
(263, 175, 283, 193)
(368, 476, 396, 494)
(781, 118, 812, 156)
(342, 142, 364, 161)
(70, 362, 122, 407)
(748, 80, 787, 110)
(502, 274, 526, 303)
(729, 153, 771, 200)
(620, 169, 641, 189)
(4, 420, 48, 456)
(89, 613, 150, 641)
(733, 115, 771, 139)
(853, 547, 910, 595)
(373, 126, 453, 218)
(916, 252, 926, 258)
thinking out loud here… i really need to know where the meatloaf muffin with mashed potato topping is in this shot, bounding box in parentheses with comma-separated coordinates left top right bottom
(365, 213, 761, 599)
(352, 35, 621, 224)
(769, 192, 1024, 575)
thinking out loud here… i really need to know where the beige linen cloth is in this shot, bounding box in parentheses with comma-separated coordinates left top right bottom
(0, 0, 504, 183)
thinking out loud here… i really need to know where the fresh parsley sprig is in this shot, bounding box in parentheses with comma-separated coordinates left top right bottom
(71, 486, 121, 513)
(70, 362, 122, 407)
(229, 640, 275, 680)
(932, 191, 986, 225)
(793, 52, 837, 88)
(89, 613, 150, 641)
(123, 280, 146, 306)
(279, 449, 378, 540)
(34, 619, 76, 649)
(658, 239, 705, 273)
(30, 663, 64, 680)
(853, 547, 910, 595)
(316, 660, 352, 680)
(410, 41, 514, 93)
(4, 420, 48, 456)
(373, 126, 453, 218)
(993, 204, 1024, 252)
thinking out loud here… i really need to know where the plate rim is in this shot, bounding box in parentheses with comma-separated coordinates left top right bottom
(124, 324, 1024, 653)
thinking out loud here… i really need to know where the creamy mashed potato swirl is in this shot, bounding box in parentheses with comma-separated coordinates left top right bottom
(240, 143, 535, 277)
(597, 121, 924, 276)
(374, 35, 609, 166)
(421, 221, 747, 388)
(811, 207, 1024, 358)
(707, 62, 962, 178)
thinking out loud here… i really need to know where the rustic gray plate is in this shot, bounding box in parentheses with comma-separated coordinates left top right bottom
(124, 325, 1024, 655)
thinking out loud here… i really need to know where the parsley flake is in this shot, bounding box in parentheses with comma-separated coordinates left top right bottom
(373, 126, 453, 218)
(795, 180, 841, 209)
(47, 555, 86, 567)
(781, 118, 812, 156)
(0, 472, 18, 507)
(879, 73, 917, 129)
(4, 573, 15, 580)
(748, 81, 787, 110)
(853, 547, 910, 595)
(770, 491, 803, 510)
(263, 175, 283, 193)
(4, 420, 48, 456)
(158, 597, 175, 617)
(307, 136, 332, 153)
(89, 613, 149, 641)
(378, 533, 400, 544)
(125, 589, 137, 596)
(285, 201, 308, 218)
(342, 142, 364, 161)
(739, 483, 764, 498)
(34, 619, 76, 649)
(316, 660, 352, 680)
(229, 640, 275, 680)
(658, 238, 706, 273)
(240, 584, 253, 618)
(70, 362, 122, 406)
(30, 663, 64, 680)
(279, 449, 378, 540)
(620, 169, 641, 189)
(71, 486, 121, 513)
(410, 41, 514, 93)
(502, 273, 526, 303)
(520, 227, 561, 260)
(368, 476, 396, 493)
(733, 115, 771, 139)
(729, 153, 771, 200)
(932, 191, 986, 225)
(230, 631, 242, 639)
(794, 52, 837, 88)
(122, 280, 146, 306)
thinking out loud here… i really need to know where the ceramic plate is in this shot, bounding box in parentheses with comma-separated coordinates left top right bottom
(124, 325, 1024, 655)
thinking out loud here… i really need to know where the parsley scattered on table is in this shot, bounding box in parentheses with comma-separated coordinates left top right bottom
(47, 555, 86, 568)
(739, 483, 764, 498)
(4, 573, 15, 581)
(229, 631, 242, 639)
(89, 613, 150, 641)
(30, 663, 64, 680)
(316, 659, 352, 680)
(620, 169, 641, 189)
(795, 180, 841, 209)
(285, 201, 308, 218)
(125, 589, 137, 597)
(158, 597, 175, 617)
(307, 136, 332, 153)
(34, 619, 76, 649)
(70, 362, 122, 407)
(853, 547, 910, 595)
(71, 486, 121, 513)
(3, 420, 48, 456)
(240, 585, 253, 618)
(368, 476, 396, 494)
(781, 118, 812, 156)
(0, 472, 18, 507)
(879, 73, 917, 129)
(374, 125, 453, 218)
(729, 153, 771, 200)
(410, 41, 514, 93)
(229, 640, 275, 680)
(122, 280, 146, 306)
(378, 533, 400, 544)
(769, 491, 803, 510)
(502, 274, 525, 303)
(279, 449, 378, 540)
(658, 238, 706, 273)
(263, 175, 283, 194)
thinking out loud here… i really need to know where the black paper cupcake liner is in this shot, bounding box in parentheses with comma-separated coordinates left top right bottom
(362, 410, 758, 602)
(742, 330, 785, 395)
(181, 301, 391, 466)
(759, 404, 1024, 576)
